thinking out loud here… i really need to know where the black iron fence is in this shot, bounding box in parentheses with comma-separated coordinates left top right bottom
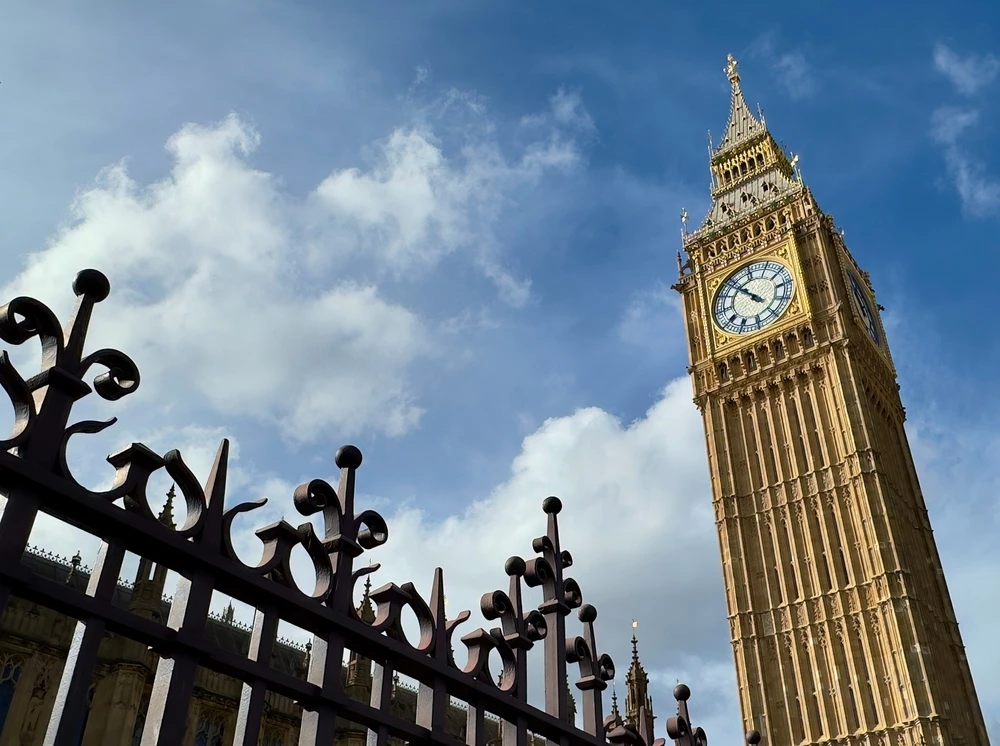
(0, 269, 730, 746)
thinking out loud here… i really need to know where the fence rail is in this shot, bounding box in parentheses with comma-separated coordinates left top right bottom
(0, 269, 729, 746)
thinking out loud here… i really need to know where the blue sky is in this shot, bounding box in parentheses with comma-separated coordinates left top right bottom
(3, 0, 1000, 742)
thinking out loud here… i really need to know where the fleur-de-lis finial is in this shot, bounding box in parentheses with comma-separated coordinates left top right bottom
(0, 268, 141, 465)
(481, 556, 547, 696)
(526, 497, 584, 724)
(567, 604, 614, 734)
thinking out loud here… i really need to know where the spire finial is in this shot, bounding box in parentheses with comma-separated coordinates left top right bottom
(357, 568, 376, 623)
(159, 484, 177, 529)
(631, 619, 640, 662)
(726, 53, 741, 86)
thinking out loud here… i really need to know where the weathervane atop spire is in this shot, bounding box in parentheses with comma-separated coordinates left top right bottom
(725, 53, 741, 86)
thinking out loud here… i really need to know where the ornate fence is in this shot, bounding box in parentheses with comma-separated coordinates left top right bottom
(0, 269, 730, 746)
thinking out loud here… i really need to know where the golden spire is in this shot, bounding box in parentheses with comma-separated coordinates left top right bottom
(716, 53, 765, 153)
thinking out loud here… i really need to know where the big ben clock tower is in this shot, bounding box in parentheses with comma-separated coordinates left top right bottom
(674, 55, 990, 746)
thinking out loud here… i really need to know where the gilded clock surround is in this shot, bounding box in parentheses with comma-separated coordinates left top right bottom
(706, 239, 810, 354)
(673, 55, 989, 746)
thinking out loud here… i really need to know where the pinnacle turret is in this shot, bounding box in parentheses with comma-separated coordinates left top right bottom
(715, 54, 766, 154)
(357, 574, 376, 623)
(608, 686, 624, 729)
(158, 484, 177, 530)
(686, 54, 804, 239)
(624, 626, 655, 739)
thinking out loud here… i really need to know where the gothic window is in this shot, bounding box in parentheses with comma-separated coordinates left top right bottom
(821, 552, 833, 592)
(802, 328, 814, 346)
(262, 730, 284, 746)
(746, 352, 757, 371)
(195, 711, 227, 746)
(740, 161, 748, 175)
(718, 363, 729, 382)
(773, 340, 784, 360)
(0, 657, 23, 735)
(131, 696, 149, 746)
(847, 685, 860, 730)
(838, 546, 850, 584)
(725, 170, 732, 184)
(756, 154, 764, 168)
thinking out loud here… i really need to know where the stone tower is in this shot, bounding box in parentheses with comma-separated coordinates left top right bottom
(672, 54, 989, 746)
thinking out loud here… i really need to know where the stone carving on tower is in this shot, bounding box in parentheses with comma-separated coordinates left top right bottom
(673, 54, 990, 746)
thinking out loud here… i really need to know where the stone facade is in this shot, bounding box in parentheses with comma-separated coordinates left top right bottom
(673, 55, 991, 746)
(0, 534, 591, 746)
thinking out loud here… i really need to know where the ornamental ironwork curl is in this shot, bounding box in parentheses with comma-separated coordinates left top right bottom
(0, 269, 653, 746)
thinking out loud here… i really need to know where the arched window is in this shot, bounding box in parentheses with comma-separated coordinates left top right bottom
(718, 363, 729, 383)
(756, 154, 764, 168)
(0, 657, 23, 735)
(262, 730, 284, 746)
(195, 712, 227, 746)
(131, 696, 149, 746)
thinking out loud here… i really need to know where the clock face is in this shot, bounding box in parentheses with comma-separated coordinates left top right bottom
(848, 271, 880, 345)
(713, 260, 795, 335)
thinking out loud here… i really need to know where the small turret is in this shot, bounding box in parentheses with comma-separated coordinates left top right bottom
(625, 624, 655, 741)
(129, 487, 174, 622)
(609, 686, 624, 729)
(159, 484, 177, 530)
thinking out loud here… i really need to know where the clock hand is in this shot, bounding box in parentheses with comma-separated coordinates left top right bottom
(735, 286, 765, 303)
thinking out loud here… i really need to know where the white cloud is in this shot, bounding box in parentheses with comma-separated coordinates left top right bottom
(313, 101, 584, 306)
(933, 43, 1000, 96)
(550, 88, 597, 132)
(521, 87, 597, 135)
(929, 44, 1000, 220)
(6, 115, 427, 442)
(929, 106, 1000, 219)
(750, 35, 817, 100)
(930, 106, 979, 145)
(940, 149, 1000, 219)
(618, 282, 682, 348)
(4, 91, 591, 441)
(772, 53, 816, 100)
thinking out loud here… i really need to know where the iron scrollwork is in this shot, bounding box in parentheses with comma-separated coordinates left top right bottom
(0, 269, 716, 746)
